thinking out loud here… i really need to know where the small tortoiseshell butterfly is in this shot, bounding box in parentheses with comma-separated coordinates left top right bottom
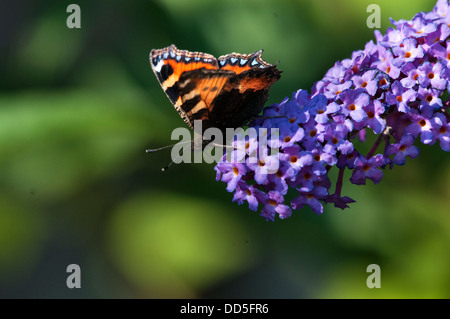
(150, 45, 281, 133)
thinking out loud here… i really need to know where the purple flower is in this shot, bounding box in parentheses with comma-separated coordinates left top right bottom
(417, 87, 443, 111)
(233, 182, 261, 211)
(337, 151, 359, 169)
(350, 154, 385, 185)
(281, 145, 313, 173)
(352, 69, 379, 96)
(212, 0, 450, 220)
(309, 94, 340, 124)
(246, 151, 280, 185)
(339, 89, 369, 122)
(291, 187, 328, 215)
(360, 100, 386, 134)
(422, 23, 450, 49)
(301, 118, 321, 149)
(322, 123, 354, 155)
(311, 147, 337, 173)
(403, 15, 438, 38)
(260, 191, 292, 221)
(392, 38, 424, 67)
(386, 135, 420, 165)
(431, 112, 450, 151)
(426, 0, 450, 20)
(405, 110, 434, 144)
(268, 90, 310, 125)
(215, 161, 247, 192)
(375, 46, 401, 79)
(386, 80, 417, 113)
(377, 28, 404, 48)
(417, 61, 448, 90)
(400, 63, 420, 88)
(323, 80, 352, 99)
(229, 132, 259, 161)
(323, 63, 348, 83)
(290, 165, 321, 192)
(272, 120, 304, 150)
(267, 161, 295, 194)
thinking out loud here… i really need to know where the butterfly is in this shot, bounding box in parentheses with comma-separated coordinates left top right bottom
(150, 44, 281, 133)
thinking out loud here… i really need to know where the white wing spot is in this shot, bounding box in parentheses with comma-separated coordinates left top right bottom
(153, 59, 164, 72)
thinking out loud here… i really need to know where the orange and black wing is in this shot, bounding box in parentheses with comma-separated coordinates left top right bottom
(150, 44, 281, 131)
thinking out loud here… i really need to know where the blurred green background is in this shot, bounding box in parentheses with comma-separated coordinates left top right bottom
(0, 0, 449, 298)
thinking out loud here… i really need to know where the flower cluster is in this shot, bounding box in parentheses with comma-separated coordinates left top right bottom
(215, 0, 450, 221)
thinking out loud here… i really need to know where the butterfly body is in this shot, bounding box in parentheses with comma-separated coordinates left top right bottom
(150, 45, 281, 133)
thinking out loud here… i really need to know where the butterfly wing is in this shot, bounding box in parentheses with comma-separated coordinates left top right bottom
(150, 45, 220, 127)
(150, 45, 281, 131)
(175, 68, 236, 129)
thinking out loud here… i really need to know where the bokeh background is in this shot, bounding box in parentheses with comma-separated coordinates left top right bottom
(0, 0, 449, 298)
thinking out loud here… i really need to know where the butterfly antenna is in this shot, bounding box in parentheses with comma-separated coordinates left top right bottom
(161, 144, 191, 172)
(208, 142, 251, 162)
(209, 142, 244, 151)
(145, 140, 192, 153)
(161, 160, 174, 172)
(146, 140, 192, 171)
